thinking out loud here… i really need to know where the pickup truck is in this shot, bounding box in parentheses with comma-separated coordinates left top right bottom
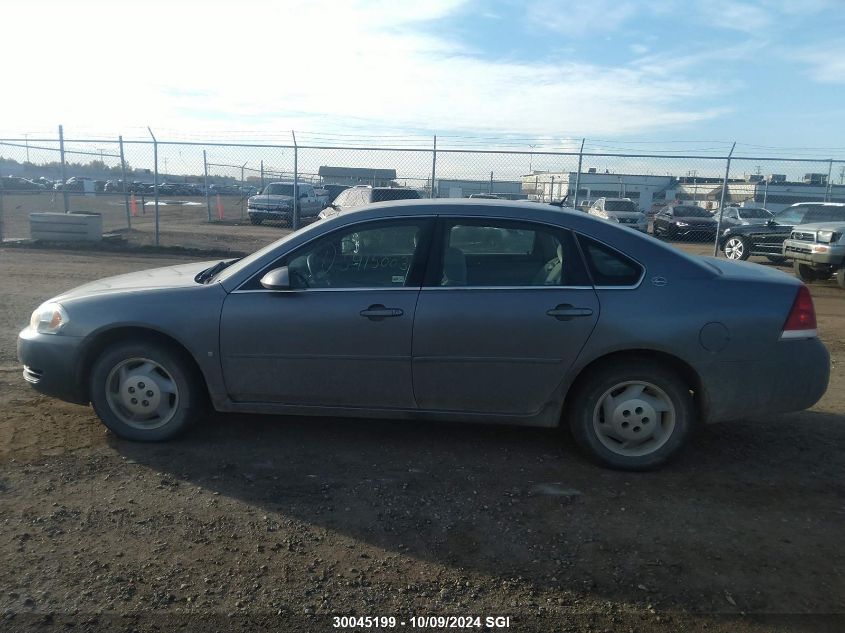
(247, 182, 325, 226)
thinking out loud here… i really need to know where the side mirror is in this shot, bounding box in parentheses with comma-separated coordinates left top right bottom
(260, 266, 291, 290)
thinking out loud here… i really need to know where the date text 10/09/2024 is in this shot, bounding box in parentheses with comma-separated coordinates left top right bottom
(333, 616, 512, 629)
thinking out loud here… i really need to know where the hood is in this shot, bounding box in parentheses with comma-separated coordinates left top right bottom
(248, 194, 294, 206)
(606, 211, 644, 219)
(788, 221, 845, 232)
(674, 216, 716, 224)
(723, 222, 792, 236)
(54, 260, 217, 301)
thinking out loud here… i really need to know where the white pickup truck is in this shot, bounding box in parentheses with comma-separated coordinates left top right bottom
(247, 182, 325, 226)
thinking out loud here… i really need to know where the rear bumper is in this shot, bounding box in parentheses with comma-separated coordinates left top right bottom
(17, 328, 88, 404)
(698, 336, 830, 423)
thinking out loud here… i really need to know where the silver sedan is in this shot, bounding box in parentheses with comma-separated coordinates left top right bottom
(18, 200, 829, 470)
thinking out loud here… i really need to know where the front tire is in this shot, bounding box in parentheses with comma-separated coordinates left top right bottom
(723, 236, 750, 260)
(766, 255, 787, 265)
(793, 261, 818, 283)
(836, 268, 845, 290)
(90, 341, 204, 441)
(249, 216, 263, 225)
(567, 359, 695, 470)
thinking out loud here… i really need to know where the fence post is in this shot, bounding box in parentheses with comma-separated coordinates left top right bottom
(489, 171, 493, 194)
(203, 150, 211, 222)
(572, 138, 585, 210)
(713, 141, 736, 257)
(0, 184, 4, 242)
(119, 135, 130, 229)
(292, 130, 299, 230)
(260, 160, 264, 189)
(240, 161, 247, 220)
(147, 127, 160, 246)
(59, 125, 69, 213)
(430, 135, 437, 199)
(825, 159, 833, 202)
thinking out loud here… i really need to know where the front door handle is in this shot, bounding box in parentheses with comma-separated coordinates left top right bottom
(360, 304, 404, 320)
(547, 304, 594, 320)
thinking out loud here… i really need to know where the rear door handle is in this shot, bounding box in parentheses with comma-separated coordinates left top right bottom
(547, 304, 594, 320)
(360, 304, 404, 320)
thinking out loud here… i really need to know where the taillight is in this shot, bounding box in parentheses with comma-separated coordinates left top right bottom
(781, 285, 817, 339)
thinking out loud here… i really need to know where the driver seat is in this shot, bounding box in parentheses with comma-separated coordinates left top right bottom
(532, 243, 564, 286)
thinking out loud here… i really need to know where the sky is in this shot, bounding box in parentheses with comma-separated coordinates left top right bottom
(2, 0, 845, 155)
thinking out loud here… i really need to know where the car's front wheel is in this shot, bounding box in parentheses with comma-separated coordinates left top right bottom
(249, 216, 263, 225)
(766, 255, 787, 265)
(793, 261, 819, 283)
(836, 268, 845, 290)
(723, 236, 750, 260)
(567, 359, 695, 470)
(90, 341, 204, 441)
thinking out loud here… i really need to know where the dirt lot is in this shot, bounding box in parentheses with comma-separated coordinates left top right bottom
(0, 245, 843, 633)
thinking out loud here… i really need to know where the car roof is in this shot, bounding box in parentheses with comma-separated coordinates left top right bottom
(786, 201, 845, 207)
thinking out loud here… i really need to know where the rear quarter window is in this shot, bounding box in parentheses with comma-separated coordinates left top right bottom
(577, 235, 643, 286)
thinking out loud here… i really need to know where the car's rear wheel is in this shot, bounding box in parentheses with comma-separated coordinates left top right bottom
(793, 261, 819, 283)
(723, 236, 750, 260)
(90, 341, 204, 441)
(567, 359, 695, 470)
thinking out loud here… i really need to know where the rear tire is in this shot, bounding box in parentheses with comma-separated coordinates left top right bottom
(567, 359, 695, 471)
(793, 261, 818, 283)
(90, 341, 204, 441)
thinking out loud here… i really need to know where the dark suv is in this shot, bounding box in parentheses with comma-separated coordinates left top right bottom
(719, 202, 845, 262)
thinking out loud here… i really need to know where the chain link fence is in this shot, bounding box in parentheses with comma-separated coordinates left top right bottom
(2, 129, 844, 257)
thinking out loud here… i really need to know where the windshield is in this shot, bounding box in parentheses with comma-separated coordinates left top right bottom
(260, 183, 295, 196)
(775, 205, 811, 224)
(738, 207, 772, 218)
(371, 188, 421, 203)
(605, 200, 637, 212)
(675, 206, 712, 218)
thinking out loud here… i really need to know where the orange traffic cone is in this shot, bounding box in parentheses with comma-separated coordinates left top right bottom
(216, 193, 224, 221)
(130, 193, 138, 217)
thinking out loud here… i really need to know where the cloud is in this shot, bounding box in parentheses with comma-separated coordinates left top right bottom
(792, 41, 845, 83)
(1, 0, 726, 141)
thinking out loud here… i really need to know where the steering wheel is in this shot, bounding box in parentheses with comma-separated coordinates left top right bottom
(306, 244, 336, 286)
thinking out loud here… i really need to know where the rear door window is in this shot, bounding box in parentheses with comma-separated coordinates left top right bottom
(577, 236, 643, 287)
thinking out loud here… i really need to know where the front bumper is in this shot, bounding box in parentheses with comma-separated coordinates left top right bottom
(697, 336, 830, 423)
(782, 240, 845, 266)
(17, 328, 88, 404)
(248, 207, 292, 222)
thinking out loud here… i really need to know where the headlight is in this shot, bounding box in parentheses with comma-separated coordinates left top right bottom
(676, 221, 689, 227)
(818, 230, 842, 243)
(29, 302, 68, 334)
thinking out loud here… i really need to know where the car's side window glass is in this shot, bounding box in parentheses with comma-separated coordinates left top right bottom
(285, 221, 426, 289)
(577, 235, 643, 287)
(433, 220, 589, 287)
(777, 206, 809, 224)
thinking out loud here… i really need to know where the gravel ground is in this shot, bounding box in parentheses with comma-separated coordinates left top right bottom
(0, 246, 843, 633)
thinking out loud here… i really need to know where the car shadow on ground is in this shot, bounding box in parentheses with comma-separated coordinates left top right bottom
(112, 409, 845, 616)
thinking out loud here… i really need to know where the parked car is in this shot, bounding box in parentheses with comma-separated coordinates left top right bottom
(719, 202, 845, 262)
(782, 221, 845, 289)
(318, 185, 421, 219)
(103, 179, 124, 193)
(719, 206, 774, 228)
(587, 197, 648, 232)
(652, 204, 718, 240)
(18, 200, 829, 471)
(320, 184, 351, 204)
(0, 176, 47, 192)
(247, 182, 325, 226)
(58, 177, 95, 193)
